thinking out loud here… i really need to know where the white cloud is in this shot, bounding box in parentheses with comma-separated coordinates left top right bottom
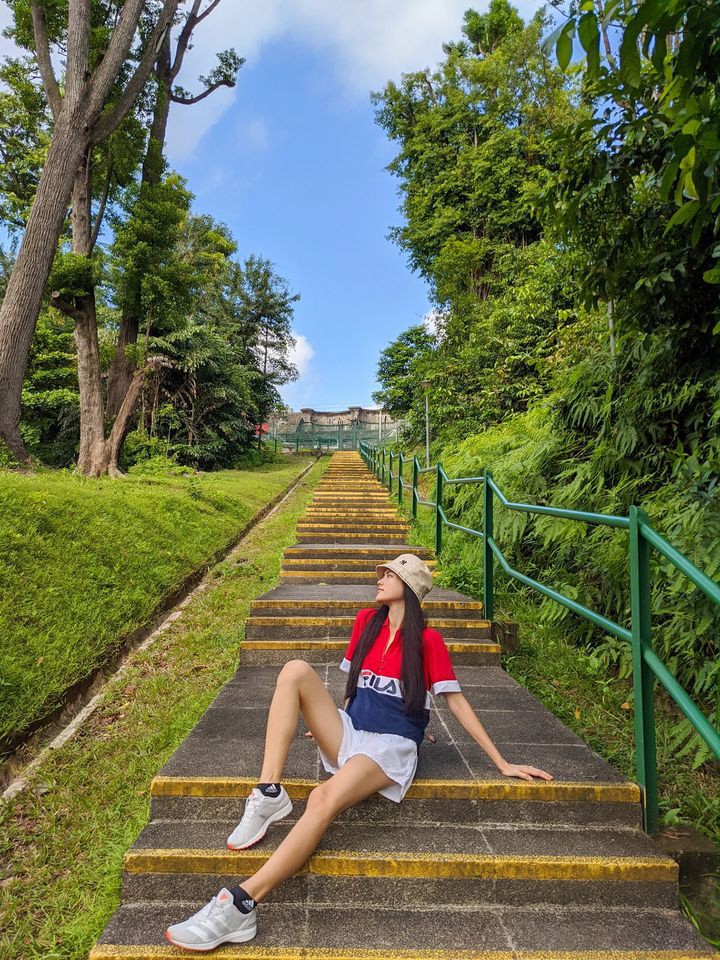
(165, 0, 545, 157)
(288, 331, 314, 378)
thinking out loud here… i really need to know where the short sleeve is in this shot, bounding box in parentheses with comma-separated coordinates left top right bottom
(340, 608, 373, 672)
(423, 629, 461, 696)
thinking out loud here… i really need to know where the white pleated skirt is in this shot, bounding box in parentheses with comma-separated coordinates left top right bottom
(317, 707, 419, 803)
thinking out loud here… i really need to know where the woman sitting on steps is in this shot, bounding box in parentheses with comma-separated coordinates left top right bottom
(165, 553, 553, 952)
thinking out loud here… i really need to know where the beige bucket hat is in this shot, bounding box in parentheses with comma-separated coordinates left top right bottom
(375, 553, 434, 603)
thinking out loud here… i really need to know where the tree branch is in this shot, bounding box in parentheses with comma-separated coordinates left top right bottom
(66, 0, 90, 104)
(89, 0, 180, 140)
(169, 78, 233, 105)
(50, 292, 82, 321)
(30, 2, 62, 119)
(195, 0, 224, 25)
(170, 0, 204, 80)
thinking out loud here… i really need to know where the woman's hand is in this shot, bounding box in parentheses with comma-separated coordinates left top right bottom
(497, 761, 553, 782)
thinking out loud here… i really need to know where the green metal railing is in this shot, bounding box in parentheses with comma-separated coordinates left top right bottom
(359, 440, 720, 836)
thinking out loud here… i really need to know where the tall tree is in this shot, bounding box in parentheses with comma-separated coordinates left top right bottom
(106, 0, 243, 417)
(231, 255, 299, 428)
(0, 0, 180, 461)
(46, 0, 241, 475)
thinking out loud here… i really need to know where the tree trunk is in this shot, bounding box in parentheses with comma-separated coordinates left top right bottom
(105, 306, 140, 418)
(74, 295, 107, 475)
(0, 109, 86, 458)
(106, 364, 152, 475)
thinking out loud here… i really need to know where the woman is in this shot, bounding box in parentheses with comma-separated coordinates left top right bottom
(165, 553, 553, 951)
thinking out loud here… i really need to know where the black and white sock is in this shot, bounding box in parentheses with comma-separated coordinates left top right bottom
(256, 782, 281, 797)
(229, 884, 257, 914)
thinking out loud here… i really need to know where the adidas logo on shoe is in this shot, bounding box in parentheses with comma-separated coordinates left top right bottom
(242, 899, 256, 911)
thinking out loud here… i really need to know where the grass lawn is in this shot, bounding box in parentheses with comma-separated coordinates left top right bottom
(0, 454, 328, 959)
(0, 455, 314, 746)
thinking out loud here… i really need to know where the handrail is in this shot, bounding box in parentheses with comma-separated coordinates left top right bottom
(359, 439, 720, 837)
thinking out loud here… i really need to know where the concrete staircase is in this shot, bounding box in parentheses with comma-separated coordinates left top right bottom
(89, 450, 714, 958)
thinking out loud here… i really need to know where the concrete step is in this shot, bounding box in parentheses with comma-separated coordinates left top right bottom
(308, 497, 393, 505)
(281, 557, 437, 570)
(283, 544, 434, 560)
(239, 639, 501, 667)
(296, 532, 410, 543)
(91, 902, 715, 958)
(121, 818, 678, 908)
(244, 616, 492, 640)
(148, 774, 644, 829)
(249, 600, 483, 620)
(151, 664, 635, 786)
(248, 587, 483, 619)
(303, 510, 402, 517)
(296, 523, 410, 532)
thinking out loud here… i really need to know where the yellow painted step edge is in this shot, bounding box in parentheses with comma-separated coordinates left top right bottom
(241, 640, 500, 653)
(281, 558, 437, 566)
(250, 600, 479, 610)
(150, 774, 641, 803)
(246, 617, 491, 628)
(89, 949, 714, 960)
(123, 849, 676, 882)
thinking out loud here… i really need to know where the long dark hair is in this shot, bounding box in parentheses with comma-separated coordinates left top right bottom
(344, 582, 427, 716)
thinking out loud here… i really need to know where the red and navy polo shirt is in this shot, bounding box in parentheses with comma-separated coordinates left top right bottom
(340, 607, 461, 746)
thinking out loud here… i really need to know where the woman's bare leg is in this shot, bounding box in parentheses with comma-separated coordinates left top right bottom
(258, 659, 345, 782)
(241, 753, 395, 901)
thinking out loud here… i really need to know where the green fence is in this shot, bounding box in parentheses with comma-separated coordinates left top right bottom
(359, 440, 720, 836)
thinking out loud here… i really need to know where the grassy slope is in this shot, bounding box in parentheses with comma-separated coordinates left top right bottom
(0, 457, 313, 744)
(0, 455, 328, 959)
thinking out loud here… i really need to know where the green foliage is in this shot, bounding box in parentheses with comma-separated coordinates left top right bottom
(20, 311, 78, 465)
(372, 324, 436, 418)
(372, 1, 720, 786)
(48, 250, 100, 300)
(372, 1, 579, 442)
(0, 56, 50, 231)
(547, 0, 720, 276)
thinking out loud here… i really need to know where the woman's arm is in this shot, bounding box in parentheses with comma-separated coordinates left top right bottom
(443, 691, 553, 782)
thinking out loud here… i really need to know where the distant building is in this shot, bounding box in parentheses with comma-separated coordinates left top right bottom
(279, 406, 394, 430)
(274, 406, 401, 448)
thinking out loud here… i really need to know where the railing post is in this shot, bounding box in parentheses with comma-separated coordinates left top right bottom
(398, 452, 403, 506)
(296, 436, 299, 452)
(435, 462, 443, 555)
(483, 469, 494, 621)
(381, 448, 385, 485)
(629, 505, 659, 835)
(412, 457, 419, 519)
(389, 451, 394, 495)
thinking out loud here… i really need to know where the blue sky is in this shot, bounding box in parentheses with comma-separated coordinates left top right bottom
(1, 0, 544, 412)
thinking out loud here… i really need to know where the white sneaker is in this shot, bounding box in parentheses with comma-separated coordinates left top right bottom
(165, 887, 256, 950)
(226, 785, 293, 849)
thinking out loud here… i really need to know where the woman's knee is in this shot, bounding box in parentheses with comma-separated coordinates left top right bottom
(277, 659, 314, 686)
(304, 783, 343, 823)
